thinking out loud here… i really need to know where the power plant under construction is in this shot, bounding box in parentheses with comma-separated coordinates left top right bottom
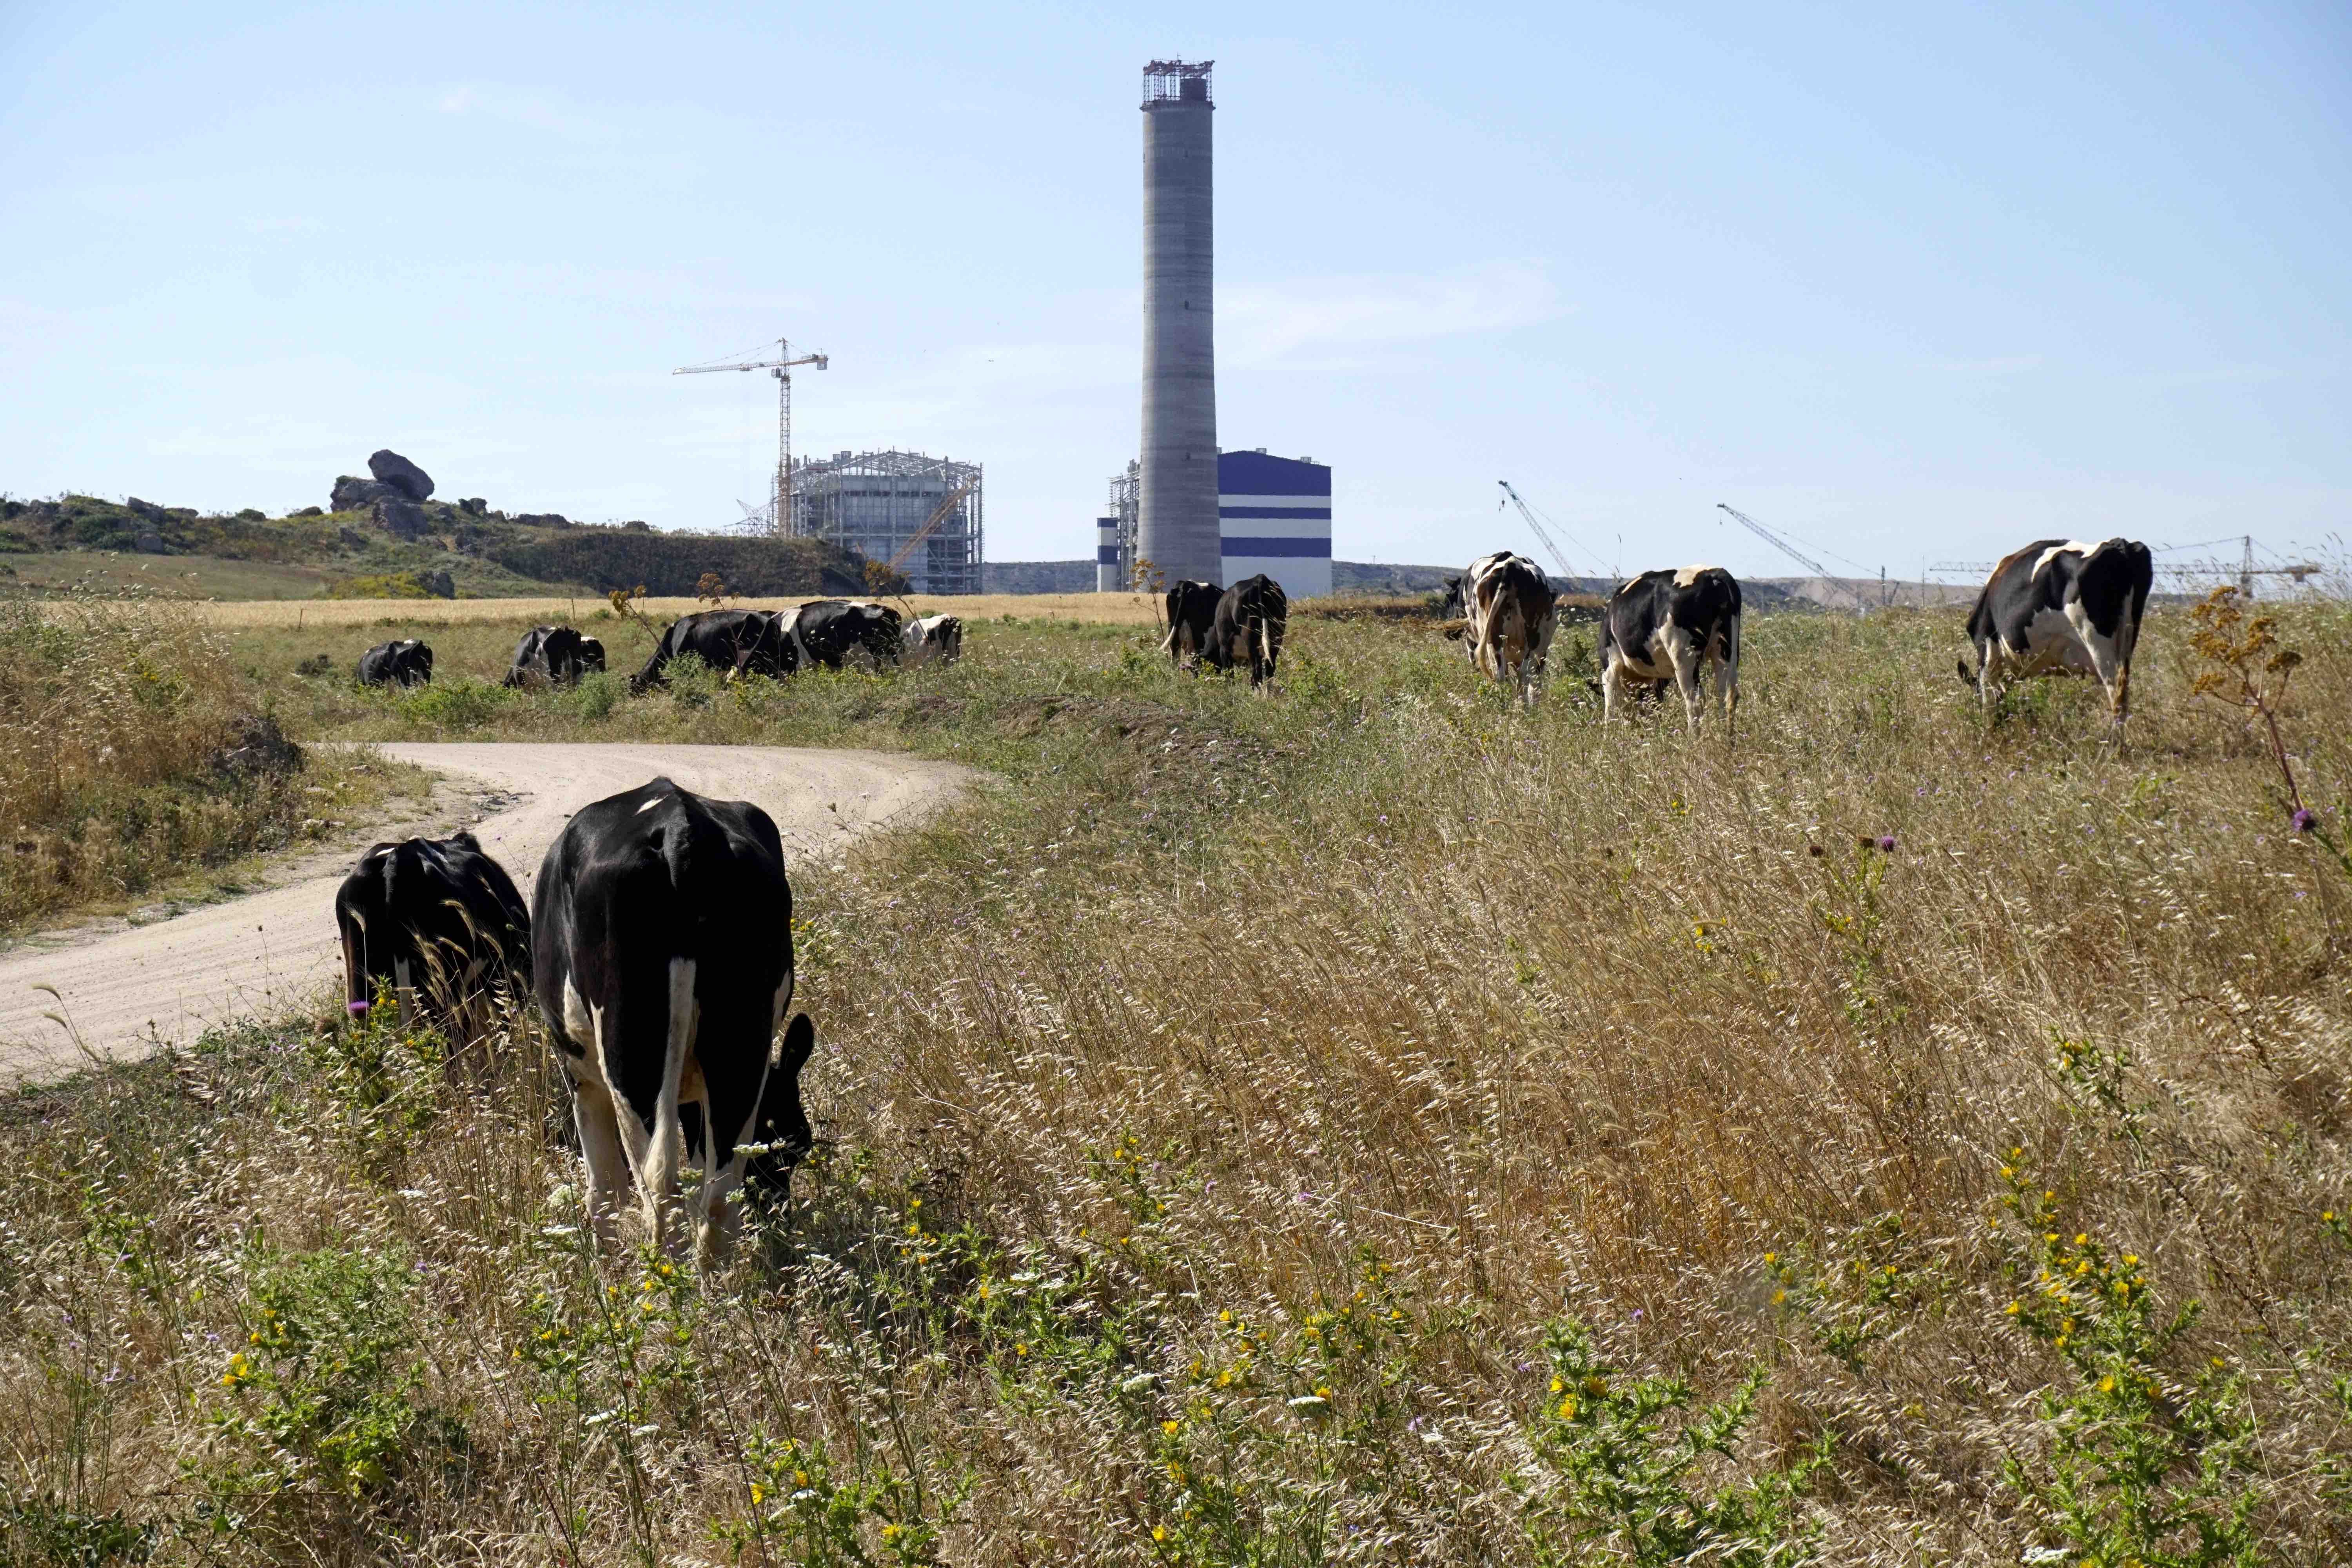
(787, 449, 983, 595)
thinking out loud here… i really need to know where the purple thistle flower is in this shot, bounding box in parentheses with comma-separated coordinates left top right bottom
(2292, 807, 2316, 833)
(1876, 835, 1898, 853)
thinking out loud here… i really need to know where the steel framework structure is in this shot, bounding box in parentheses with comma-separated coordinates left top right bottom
(785, 449, 984, 594)
(1107, 460, 1141, 586)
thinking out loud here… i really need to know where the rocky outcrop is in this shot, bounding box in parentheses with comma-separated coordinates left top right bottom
(513, 513, 572, 528)
(420, 568, 455, 599)
(372, 497, 430, 539)
(331, 475, 403, 511)
(367, 449, 434, 501)
(134, 531, 167, 554)
(458, 497, 487, 515)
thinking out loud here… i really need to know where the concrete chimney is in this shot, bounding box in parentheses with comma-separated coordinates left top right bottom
(1138, 60, 1219, 588)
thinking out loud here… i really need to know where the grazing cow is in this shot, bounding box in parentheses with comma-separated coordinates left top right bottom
(1201, 573, 1289, 690)
(504, 624, 595, 688)
(784, 599, 904, 670)
(1958, 538, 2153, 731)
(357, 639, 433, 688)
(1457, 552, 1558, 708)
(532, 777, 808, 1259)
(630, 610, 795, 691)
(335, 831, 530, 1038)
(1597, 566, 1743, 731)
(1160, 580, 1222, 666)
(901, 613, 964, 667)
(577, 635, 607, 675)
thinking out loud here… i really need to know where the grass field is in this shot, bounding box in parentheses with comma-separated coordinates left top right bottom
(3, 596, 2349, 1564)
(192, 590, 1167, 630)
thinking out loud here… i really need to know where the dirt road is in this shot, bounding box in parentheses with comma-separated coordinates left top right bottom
(0, 744, 975, 1087)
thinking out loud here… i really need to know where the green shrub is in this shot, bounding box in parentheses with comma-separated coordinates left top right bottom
(392, 675, 515, 731)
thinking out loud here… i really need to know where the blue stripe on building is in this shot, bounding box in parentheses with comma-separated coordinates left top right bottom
(1096, 545, 1122, 564)
(1216, 450, 1331, 497)
(1220, 537, 1333, 558)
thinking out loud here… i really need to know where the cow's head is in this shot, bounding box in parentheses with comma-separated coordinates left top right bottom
(746, 1013, 818, 1205)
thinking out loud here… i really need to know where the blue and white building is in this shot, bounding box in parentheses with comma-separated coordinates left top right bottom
(1217, 449, 1330, 599)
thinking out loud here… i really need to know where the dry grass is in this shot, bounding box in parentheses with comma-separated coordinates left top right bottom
(185, 590, 1167, 630)
(0, 592, 422, 935)
(4, 603, 2350, 1563)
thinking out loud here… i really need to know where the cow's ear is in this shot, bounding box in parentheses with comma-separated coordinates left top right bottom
(778, 1012, 816, 1079)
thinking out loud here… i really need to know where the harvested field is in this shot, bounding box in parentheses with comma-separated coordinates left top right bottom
(187, 590, 1168, 629)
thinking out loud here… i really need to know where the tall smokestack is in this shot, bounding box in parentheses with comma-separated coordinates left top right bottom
(1139, 59, 1219, 588)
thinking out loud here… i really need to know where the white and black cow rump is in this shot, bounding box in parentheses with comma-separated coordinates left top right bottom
(1160, 580, 1222, 666)
(784, 599, 903, 670)
(1457, 552, 1558, 708)
(358, 639, 434, 688)
(531, 777, 808, 1257)
(900, 613, 964, 667)
(1201, 573, 1289, 689)
(1597, 566, 1742, 730)
(335, 831, 530, 1033)
(630, 610, 795, 691)
(576, 635, 606, 675)
(1958, 538, 2153, 730)
(505, 624, 595, 688)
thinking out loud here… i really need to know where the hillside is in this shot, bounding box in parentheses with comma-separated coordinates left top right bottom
(0, 492, 873, 600)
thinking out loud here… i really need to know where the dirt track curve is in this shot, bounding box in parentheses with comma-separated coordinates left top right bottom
(0, 744, 976, 1087)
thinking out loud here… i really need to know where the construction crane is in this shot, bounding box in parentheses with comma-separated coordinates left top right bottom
(1935, 536, 2322, 595)
(1716, 503, 1829, 577)
(879, 476, 982, 584)
(673, 338, 829, 537)
(1496, 481, 1606, 585)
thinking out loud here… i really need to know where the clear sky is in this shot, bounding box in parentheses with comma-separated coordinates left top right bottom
(2, 1, 2345, 578)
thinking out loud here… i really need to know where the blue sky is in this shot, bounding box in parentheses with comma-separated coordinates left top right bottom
(2, 1, 2345, 577)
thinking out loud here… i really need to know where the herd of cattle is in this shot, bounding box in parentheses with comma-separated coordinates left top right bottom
(354, 600, 964, 695)
(331, 536, 2156, 1261)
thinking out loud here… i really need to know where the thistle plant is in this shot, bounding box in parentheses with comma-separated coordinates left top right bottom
(2189, 586, 2347, 878)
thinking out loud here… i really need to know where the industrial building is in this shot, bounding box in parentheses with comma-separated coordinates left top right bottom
(1138, 59, 1221, 586)
(785, 448, 983, 595)
(1098, 448, 1331, 600)
(1217, 449, 1330, 598)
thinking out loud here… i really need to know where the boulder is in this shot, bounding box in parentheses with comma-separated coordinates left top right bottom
(332, 475, 402, 512)
(367, 449, 434, 501)
(421, 569, 456, 599)
(458, 497, 487, 515)
(514, 512, 572, 528)
(126, 497, 164, 519)
(372, 496, 430, 539)
(134, 532, 167, 555)
(291, 505, 324, 518)
(337, 527, 367, 548)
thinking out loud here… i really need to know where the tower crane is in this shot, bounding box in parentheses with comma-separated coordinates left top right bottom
(1496, 481, 1607, 586)
(1715, 503, 1829, 577)
(674, 338, 829, 537)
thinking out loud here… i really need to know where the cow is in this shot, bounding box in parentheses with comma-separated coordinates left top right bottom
(630, 610, 795, 691)
(783, 599, 903, 670)
(1160, 580, 1222, 666)
(531, 777, 809, 1260)
(901, 613, 964, 667)
(504, 624, 595, 688)
(1596, 566, 1743, 731)
(577, 635, 607, 675)
(334, 831, 530, 1048)
(1455, 552, 1558, 709)
(1200, 573, 1289, 690)
(1958, 538, 2153, 732)
(357, 639, 433, 688)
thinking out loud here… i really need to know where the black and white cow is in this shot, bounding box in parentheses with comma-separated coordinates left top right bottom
(1201, 573, 1289, 690)
(1958, 538, 2154, 731)
(783, 599, 903, 670)
(334, 831, 530, 1036)
(577, 635, 607, 675)
(901, 613, 964, 667)
(1160, 580, 1222, 666)
(358, 639, 434, 688)
(1597, 566, 1743, 731)
(1457, 552, 1559, 709)
(532, 777, 809, 1259)
(630, 610, 795, 691)
(505, 624, 595, 688)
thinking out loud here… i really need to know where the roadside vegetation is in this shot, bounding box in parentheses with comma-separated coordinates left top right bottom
(3, 596, 2349, 1563)
(0, 591, 425, 937)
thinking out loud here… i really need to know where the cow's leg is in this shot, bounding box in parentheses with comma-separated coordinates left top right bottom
(639, 958, 699, 1257)
(2064, 603, 2130, 737)
(1717, 619, 1741, 734)
(1600, 655, 1624, 724)
(570, 1074, 629, 1246)
(1660, 632, 1702, 732)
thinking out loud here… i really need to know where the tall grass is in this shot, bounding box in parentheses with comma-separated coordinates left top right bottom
(3, 604, 2348, 1563)
(0, 592, 413, 934)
